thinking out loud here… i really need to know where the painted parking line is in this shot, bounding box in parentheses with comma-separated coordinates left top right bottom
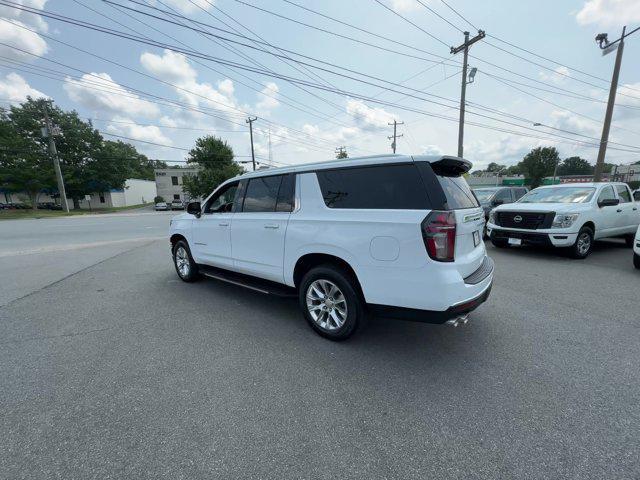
(0, 236, 165, 257)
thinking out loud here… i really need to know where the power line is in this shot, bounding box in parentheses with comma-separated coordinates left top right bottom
(415, 0, 464, 32)
(439, 0, 478, 31)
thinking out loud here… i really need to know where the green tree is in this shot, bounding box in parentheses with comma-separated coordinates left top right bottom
(182, 136, 244, 199)
(521, 147, 560, 189)
(0, 103, 55, 209)
(557, 156, 593, 176)
(486, 162, 506, 173)
(506, 163, 524, 175)
(335, 148, 348, 159)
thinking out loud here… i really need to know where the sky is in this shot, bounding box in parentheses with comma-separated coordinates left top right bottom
(0, 0, 639, 171)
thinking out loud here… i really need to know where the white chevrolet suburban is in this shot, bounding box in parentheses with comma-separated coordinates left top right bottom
(169, 154, 494, 340)
(487, 182, 640, 259)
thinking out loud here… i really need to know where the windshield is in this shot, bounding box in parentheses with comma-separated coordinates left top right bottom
(473, 188, 499, 203)
(519, 187, 595, 204)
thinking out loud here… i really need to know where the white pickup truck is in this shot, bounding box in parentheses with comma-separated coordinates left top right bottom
(487, 182, 640, 258)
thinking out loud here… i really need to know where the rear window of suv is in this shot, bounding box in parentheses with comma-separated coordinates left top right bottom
(432, 174, 479, 209)
(316, 164, 430, 209)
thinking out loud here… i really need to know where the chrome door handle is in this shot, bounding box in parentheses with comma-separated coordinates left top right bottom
(219, 222, 229, 226)
(616, 209, 622, 213)
(264, 224, 279, 229)
(633, 207, 638, 211)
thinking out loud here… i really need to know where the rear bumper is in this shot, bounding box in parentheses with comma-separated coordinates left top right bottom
(369, 280, 492, 324)
(488, 225, 577, 247)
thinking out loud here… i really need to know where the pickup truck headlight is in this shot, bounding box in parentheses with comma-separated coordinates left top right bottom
(488, 210, 496, 224)
(552, 213, 579, 228)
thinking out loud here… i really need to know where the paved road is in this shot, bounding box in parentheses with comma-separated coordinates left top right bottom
(0, 220, 638, 479)
(0, 209, 177, 306)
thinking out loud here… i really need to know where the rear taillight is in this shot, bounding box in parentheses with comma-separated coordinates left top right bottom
(422, 210, 456, 262)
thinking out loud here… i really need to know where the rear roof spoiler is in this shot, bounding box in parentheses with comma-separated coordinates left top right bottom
(430, 156, 472, 175)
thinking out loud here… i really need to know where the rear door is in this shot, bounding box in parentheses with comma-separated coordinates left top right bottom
(614, 184, 637, 233)
(426, 160, 485, 278)
(231, 173, 295, 282)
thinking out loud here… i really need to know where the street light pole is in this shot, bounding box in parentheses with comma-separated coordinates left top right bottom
(246, 116, 257, 171)
(451, 30, 485, 158)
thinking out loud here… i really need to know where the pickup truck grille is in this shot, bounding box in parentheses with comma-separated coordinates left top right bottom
(496, 211, 554, 230)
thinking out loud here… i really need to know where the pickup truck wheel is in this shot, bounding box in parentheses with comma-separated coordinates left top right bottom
(634, 253, 640, 269)
(570, 227, 593, 259)
(172, 240, 199, 282)
(299, 266, 364, 340)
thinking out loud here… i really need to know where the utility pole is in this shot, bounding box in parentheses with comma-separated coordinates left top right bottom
(451, 30, 485, 158)
(593, 25, 639, 181)
(42, 103, 69, 212)
(246, 116, 257, 171)
(387, 120, 404, 154)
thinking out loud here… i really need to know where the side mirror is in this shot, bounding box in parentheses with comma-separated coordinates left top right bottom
(187, 201, 202, 217)
(598, 198, 619, 208)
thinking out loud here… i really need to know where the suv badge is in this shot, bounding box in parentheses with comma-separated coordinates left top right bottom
(514, 215, 523, 222)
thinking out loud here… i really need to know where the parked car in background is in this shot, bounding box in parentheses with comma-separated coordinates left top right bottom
(487, 182, 640, 259)
(633, 225, 640, 269)
(472, 186, 528, 236)
(170, 200, 185, 210)
(155, 201, 169, 211)
(169, 154, 493, 340)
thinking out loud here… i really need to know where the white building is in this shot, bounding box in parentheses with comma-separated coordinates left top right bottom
(154, 167, 200, 203)
(3, 178, 156, 209)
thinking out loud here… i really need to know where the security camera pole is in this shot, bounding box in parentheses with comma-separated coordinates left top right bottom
(451, 30, 485, 158)
(42, 103, 70, 212)
(593, 25, 639, 181)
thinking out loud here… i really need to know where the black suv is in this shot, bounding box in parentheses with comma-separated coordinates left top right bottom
(472, 186, 529, 235)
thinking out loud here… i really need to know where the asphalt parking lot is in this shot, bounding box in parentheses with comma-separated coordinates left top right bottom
(1, 214, 638, 479)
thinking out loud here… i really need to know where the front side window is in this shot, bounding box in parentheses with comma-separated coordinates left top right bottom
(598, 186, 616, 203)
(204, 182, 238, 213)
(316, 164, 430, 209)
(519, 187, 595, 204)
(473, 188, 499, 204)
(615, 185, 631, 203)
(515, 188, 528, 200)
(493, 189, 513, 203)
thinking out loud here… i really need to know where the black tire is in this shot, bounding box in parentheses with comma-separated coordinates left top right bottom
(491, 237, 509, 248)
(624, 234, 634, 248)
(172, 240, 199, 282)
(298, 265, 365, 341)
(634, 253, 640, 270)
(569, 226, 594, 259)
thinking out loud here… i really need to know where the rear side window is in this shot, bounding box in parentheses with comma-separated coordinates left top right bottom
(434, 175, 479, 209)
(316, 164, 430, 209)
(243, 176, 282, 212)
(276, 174, 295, 212)
(615, 185, 631, 203)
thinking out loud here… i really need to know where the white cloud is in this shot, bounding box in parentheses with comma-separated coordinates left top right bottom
(156, 0, 214, 14)
(140, 49, 242, 125)
(539, 66, 571, 84)
(345, 99, 395, 131)
(0, 72, 46, 103)
(421, 144, 443, 156)
(0, 0, 49, 33)
(106, 116, 172, 145)
(550, 110, 600, 136)
(159, 116, 178, 128)
(613, 82, 640, 120)
(256, 82, 280, 112)
(576, 0, 640, 27)
(0, 19, 48, 61)
(388, 0, 420, 12)
(140, 49, 196, 84)
(63, 72, 160, 118)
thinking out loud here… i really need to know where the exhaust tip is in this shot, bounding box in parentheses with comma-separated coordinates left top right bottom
(446, 315, 470, 327)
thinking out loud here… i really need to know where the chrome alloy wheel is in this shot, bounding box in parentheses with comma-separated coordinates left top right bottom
(175, 246, 190, 277)
(576, 232, 591, 256)
(306, 279, 347, 331)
